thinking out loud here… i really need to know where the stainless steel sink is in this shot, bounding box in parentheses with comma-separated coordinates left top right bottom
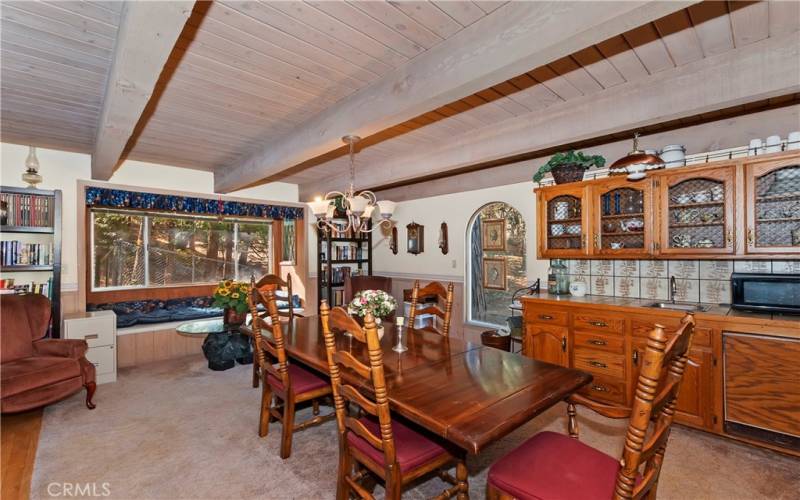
(646, 302, 711, 312)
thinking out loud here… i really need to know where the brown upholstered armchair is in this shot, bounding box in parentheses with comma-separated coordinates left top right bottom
(1, 295, 96, 413)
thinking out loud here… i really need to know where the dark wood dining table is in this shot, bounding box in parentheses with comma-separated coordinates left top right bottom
(241, 316, 591, 455)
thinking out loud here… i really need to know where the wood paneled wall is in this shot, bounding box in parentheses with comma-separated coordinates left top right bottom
(117, 329, 204, 368)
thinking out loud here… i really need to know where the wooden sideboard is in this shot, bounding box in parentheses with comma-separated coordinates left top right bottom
(535, 150, 800, 259)
(520, 295, 800, 456)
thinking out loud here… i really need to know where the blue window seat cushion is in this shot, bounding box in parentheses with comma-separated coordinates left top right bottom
(88, 293, 300, 328)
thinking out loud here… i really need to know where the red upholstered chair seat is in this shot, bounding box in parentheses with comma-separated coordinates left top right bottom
(487, 431, 622, 500)
(1, 357, 81, 398)
(347, 416, 450, 473)
(267, 364, 328, 395)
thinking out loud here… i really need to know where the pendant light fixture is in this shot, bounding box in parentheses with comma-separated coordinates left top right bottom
(309, 135, 396, 235)
(609, 133, 664, 180)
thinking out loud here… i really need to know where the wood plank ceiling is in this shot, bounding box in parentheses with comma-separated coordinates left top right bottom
(1, 1, 797, 191)
(284, 0, 800, 190)
(0, 1, 122, 153)
(123, 0, 506, 171)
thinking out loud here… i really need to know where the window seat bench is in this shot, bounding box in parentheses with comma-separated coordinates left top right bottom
(88, 294, 302, 330)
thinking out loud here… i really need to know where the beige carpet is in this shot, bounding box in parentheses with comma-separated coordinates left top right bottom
(32, 356, 799, 499)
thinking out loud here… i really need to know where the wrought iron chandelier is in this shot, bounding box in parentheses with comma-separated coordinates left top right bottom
(308, 135, 396, 235)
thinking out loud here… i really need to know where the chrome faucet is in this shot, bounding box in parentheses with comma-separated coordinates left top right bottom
(670, 276, 677, 304)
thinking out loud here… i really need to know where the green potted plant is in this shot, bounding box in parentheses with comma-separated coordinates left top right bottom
(533, 150, 606, 185)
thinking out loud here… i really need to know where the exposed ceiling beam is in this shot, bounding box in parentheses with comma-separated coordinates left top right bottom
(373, 105, 800, 202)
(91, 1, 195, 180)
(214, 0, 695, 192)
(301, 31, 800, 199)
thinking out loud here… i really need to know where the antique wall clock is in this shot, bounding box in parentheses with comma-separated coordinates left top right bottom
(406, 222, 424, 255)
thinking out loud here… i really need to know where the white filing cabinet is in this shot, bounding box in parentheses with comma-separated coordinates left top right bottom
(63, 310, 117, 384)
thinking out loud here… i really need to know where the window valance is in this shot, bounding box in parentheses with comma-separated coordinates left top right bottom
(85, 187, 304, 220)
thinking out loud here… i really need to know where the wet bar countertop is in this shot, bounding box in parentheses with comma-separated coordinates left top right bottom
(517, 293, 800, 339)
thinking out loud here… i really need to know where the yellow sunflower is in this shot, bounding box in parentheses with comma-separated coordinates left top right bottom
(223, 280, 233, 288)
(218, 288, 230, 296)
(231, 292, 240, 299)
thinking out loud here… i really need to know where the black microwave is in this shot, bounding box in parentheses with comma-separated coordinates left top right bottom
(731, 273, 800, 314)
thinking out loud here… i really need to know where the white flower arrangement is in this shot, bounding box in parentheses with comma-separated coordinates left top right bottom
(347, 289, 397, 321)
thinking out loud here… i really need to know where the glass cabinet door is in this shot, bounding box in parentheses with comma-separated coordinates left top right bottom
(592, 180, 652, 256)
(747, 159, 800, 254)
(538, 187, 587, 257)
(659, 166, 735, 254)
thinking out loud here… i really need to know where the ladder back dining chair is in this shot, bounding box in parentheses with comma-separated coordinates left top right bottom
(248, 286, 333, 459)
(320, 301, 468, 500)
(408, 280, 454, 336)
(250, 273, 294, 388)
(487, 313, 697, 500)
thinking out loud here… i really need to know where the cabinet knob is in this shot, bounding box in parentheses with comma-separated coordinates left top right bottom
(588, 360, 608, 368)
(633, 350, 639, 366)
(85, 334, 99, 340)
(747, 228, 755, 245)
(589, 321, 608, 327)
(538, 314, 553, 320)
(593, 233, 600, 249)
(591, 385, 609, 393)
(561, 337, 567, 352)
(726, 230, 734, 246)
(588, 339, 607, 346)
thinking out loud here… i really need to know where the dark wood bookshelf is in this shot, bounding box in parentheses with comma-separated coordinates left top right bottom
(316, 218, 372, 311)
(1, 225, 55, 234)
(1, 185, 62, 337)
(1, 265, 54, 271)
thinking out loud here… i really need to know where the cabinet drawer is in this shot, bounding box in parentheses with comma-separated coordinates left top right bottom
(523, 307, 568, 326)
(65, 319, 115, 347)
(573, 330, 624, 353)
(574, 347, 625, 379)
(66, 327, 114, 348)
(578, 374, 627, 405)
(631, 319, 711, 347)
(572, 312, 624, 333)
(85, 345, 115, 375)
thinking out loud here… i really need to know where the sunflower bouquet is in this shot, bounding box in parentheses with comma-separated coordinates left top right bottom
(212, 280, 250, 314)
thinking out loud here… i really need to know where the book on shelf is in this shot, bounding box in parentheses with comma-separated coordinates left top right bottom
(0, 192, 54, 227)
(1, 240, 54, 266)
(1, 277, 53, 299)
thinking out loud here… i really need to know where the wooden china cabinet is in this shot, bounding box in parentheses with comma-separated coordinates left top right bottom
(535, 150, 800, 259)
(537, 185, 589, 258)
(656, 165, 737, 255)
(745, 155, 800, 255)
(590, 177, 653, 258)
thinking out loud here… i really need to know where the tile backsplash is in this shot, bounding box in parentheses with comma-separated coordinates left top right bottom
(563, 259, 800, 304)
